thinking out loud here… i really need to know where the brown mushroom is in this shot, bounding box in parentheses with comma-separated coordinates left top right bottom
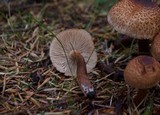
(151, 33, 160, 61)
(124, 55, 160, 89)
(49, 29, 97, 76)
(49, 29, 97, 98)
(107, 0, 160, 53)
(124, 55, 160, 105)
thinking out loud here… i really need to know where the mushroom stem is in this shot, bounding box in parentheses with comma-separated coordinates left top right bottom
(138, 39, 150, 55)
(70, 50, 96, 99)
(133, 89, 147, 106)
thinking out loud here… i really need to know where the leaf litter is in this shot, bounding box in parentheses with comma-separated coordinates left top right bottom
(0, 0, 160, 114)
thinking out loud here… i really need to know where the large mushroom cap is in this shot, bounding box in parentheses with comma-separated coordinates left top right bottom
(124, 55, 160, 89)
(107, 0, 160, 40)
(151, 33, 160, 61)
(49, 29, 97, 76)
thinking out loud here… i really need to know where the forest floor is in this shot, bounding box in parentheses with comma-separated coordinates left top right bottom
(0, 0, 160, 114)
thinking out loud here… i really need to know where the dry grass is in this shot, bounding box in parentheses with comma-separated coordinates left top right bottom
(0, 0, 160, 114)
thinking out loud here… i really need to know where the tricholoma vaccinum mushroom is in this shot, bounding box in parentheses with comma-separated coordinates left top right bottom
(49, 29, 97, 98)
(124, 55, 160, 89)
(124, 55, 160, 105)
(107, 0, 160, 53)
(151, 33, 160, 61)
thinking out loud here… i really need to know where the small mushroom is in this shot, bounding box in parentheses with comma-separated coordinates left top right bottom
(124, 55, 160, 105)
(151, 33, 160, 61)
(124, 55, 160, 89)
(49, 29, 97, 76)
(49, 29, 97, 98)
(107, 0, 160, 53)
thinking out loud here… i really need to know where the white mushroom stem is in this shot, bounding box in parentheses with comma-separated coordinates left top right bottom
(70, 50, 95, 98)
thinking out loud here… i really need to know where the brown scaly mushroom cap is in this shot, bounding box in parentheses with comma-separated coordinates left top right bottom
(151, 33, 160, 61)
(107, 0, 160, 40)
(49, 29, 97, 76)
(124, 55, 160, 89)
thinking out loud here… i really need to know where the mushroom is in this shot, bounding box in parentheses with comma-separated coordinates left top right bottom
(124, 55, 160, 105)
(49, 29, 97, 98)
(124, 55, 160, 89)
(107, 0, 160, 54)
(151, 33, 160, 61)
